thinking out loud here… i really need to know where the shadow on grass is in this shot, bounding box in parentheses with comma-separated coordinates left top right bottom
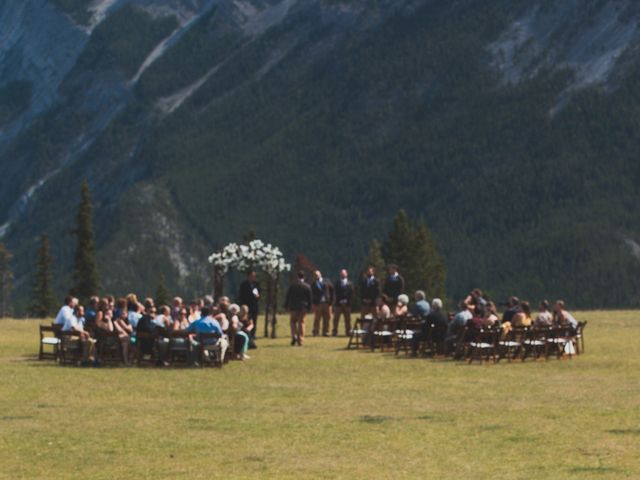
(606, 428, 640, 435)
(359, 415, 393, 424)
(568, 465, 620, 474)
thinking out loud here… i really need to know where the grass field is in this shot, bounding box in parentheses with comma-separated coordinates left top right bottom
(1, 311, 639, 479)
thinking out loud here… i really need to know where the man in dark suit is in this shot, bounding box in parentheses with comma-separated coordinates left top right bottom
(383, 264, 405, 305)
(238, 270, 260, 338)
(359, 266, 380, 316)
(332, 268, 353, 336)
(311, 270, 334, 337)
(284, 271, 312, 346)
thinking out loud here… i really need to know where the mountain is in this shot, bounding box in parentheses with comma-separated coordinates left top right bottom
(2, 0, 640, 311)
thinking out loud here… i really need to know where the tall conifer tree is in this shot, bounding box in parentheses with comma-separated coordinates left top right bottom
(30, 234, 56, 318)
(71, 181, 100, 303)
(0, 243, 13, 318)
(155, 273, 170, 307)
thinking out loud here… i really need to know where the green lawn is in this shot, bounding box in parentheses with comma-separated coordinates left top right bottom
(1, 311, 639, 479)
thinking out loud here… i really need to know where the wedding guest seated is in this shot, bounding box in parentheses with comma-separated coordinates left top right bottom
(395, 294, 409, 317)
(186, 307, 229, 363)
(410, 298, 447, 356)
(153, 305, 172, 329)
(511, 301, 532, 327)
(468, 303, 488, 329)
(375, 297, 391, 320)
(138, 304, 168, 366)
(126, 294, 143, 329)
(445, 301, 472, 353)
(75, 305, 86, 329)
(534, 300, 553, 327)
(409, 290, 431, 317)
(188, 301, 201, 322)
(502, 296, 521, 323)
(94, 298, 114, 332)
(464, 288, 487, 314)
(61, 302, 96, 366)
(171, 297, 183, 321)
(114, 307, 134, 365)
(229, 304, 250, 360)
(85, 296, 99, 332)
(239, 305, 257, 349)
(54, 296, 79, 326)
(553, 300, 578, 328)
(484, 301, 499, 326)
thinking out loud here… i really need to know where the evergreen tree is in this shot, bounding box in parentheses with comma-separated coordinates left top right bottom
(155, 273, 170, 307)
(363, 239, 386, 282)
(71, 181, 100, 304)
(30, 234, 56, 318)
(0, 243, 13, 318)
(379, 210, 448, 301)
(406, 219, 447, 301)
(382, 209, 415, 274)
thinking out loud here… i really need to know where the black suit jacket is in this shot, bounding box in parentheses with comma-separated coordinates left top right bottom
(238, 280, 260, 312)
(334, 279, 354, 306)
(383, 274, 405, 301)
(359, 276, 380, 305)
(285, 281, 312, 312)
(311, 278, 334, 305)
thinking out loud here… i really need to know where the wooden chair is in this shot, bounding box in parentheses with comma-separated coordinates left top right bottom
(468, 327, 499, 364)
(394, 316, 422, 356)
(58, 331, 84, 365)
(95, 330, 123, 365)
(522, 327, 548, 361)
(574, 321, 587, 354)
(167, 330, 193, 365)
(136, 330, 160, 366)
(546, 325, 576, 359)
(196, 332, 223, 368)
(453, 326, 472, 360)
(370, 317, 398, 352)
(497, 326, 524, 362)
(347, 317, 374, 349)
(39, 325, 60, 361)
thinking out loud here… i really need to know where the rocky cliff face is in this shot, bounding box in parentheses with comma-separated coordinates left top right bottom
(3, 0, 640, 311)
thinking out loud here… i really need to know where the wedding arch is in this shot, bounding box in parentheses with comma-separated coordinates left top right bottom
(208, 239, 291, 338)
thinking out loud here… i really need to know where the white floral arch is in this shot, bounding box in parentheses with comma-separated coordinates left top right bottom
(208, 239, 291, 337)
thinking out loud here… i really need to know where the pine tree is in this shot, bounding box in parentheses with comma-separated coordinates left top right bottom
(155, 273, 170, 307)
(363, 239, 386, 282)
(30, 234, 56, 318)
(382, 209, 415, 274)
(0, 243, 13, 318)
(71, 181, 100, 304)
(406, 219, 447, 300)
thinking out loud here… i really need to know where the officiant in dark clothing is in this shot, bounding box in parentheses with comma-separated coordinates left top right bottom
(383, 264, 405, 305)
(238, 270, 260, 338)
(285, 271, 313, 346)
(311, 270, 334, 337)
(332, 269, 353, 336)
(359, 266, 380, 316)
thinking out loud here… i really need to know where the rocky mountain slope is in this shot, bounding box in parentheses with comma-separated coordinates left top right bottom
(2, 0, 640, 311)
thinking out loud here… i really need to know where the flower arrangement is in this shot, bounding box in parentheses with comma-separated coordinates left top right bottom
(208, 239, 291, 278)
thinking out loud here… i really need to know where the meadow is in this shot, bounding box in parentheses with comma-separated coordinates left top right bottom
(1, 311, 639, 479)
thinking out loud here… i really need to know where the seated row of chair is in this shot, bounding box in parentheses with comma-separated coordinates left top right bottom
(347, 315, 587, 363)
(38, 323, 225, 367)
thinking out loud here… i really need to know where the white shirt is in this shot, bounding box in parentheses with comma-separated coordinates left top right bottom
(54, 305, 75, 326)
(62, 312, 81, 332)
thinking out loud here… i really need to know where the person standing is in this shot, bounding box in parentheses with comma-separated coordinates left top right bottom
(238, 270, 261, 338)
(311, 270, 334, 337)
(383, 264, 405, 305)
(284, 271, 312, 346)
(359, 266, 380, 317)
(332, 269, 353, 336)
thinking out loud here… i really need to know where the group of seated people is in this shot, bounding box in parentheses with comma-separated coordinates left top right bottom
(53, 293, 256, 367)
(358, 288, 579, 357)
